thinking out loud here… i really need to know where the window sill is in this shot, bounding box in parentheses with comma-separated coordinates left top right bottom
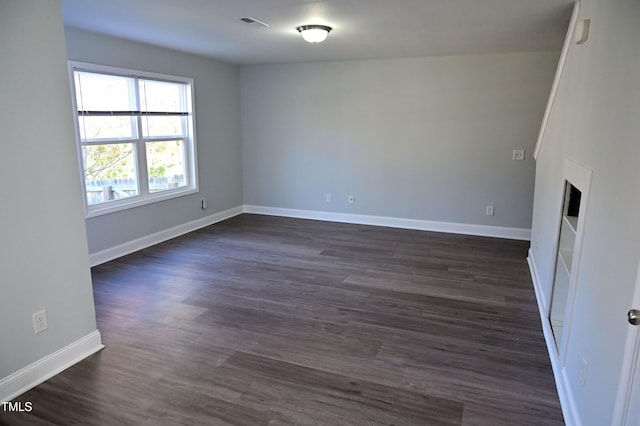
(85, 187, 199, 219)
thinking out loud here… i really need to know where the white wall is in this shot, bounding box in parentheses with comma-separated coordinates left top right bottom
(64, 28, 243, 255)
(241, 52, 559, 231)
(530, 0, 640, 423)
(0, 0, 99, 390)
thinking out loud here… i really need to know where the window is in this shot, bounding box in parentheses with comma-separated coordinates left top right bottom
(69, 62, 198, 217)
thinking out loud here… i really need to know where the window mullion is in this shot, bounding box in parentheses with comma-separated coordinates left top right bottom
(133, 77, 150, 197)
(136, 135, 149, 197)
(180, 85, 191, 188)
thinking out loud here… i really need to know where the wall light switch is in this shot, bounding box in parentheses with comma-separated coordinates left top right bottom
(513, 149, 525, 161)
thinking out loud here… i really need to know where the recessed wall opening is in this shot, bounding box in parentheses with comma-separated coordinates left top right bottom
(549, 181, 582, 351)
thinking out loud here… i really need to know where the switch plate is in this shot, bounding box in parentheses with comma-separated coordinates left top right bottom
(486, 205, 495, 216)
(32, 309, 48, 334)
(513, 149, 525, 161)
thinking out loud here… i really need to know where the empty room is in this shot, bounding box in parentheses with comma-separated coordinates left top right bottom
(1, 0, 640, 425)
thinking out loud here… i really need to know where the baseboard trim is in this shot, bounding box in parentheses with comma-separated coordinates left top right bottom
(89, 206, 244, 266)
(527, 249, 549, 315)
(89, 205, 530, 267)
(528, 249, 580, 426)
(243, 205, 531, 240)
(0, 330, 103, 402)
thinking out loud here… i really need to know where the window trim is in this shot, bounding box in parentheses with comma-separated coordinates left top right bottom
(68, 61, 199, 218)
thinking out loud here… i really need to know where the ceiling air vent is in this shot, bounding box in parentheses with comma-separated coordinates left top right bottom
(238, 17, 269, 27)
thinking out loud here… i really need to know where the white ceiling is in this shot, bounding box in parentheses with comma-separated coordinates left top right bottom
(61, 0, 574, 65)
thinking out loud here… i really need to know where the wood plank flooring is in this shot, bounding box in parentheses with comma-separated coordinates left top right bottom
(1, 214, 564, 425)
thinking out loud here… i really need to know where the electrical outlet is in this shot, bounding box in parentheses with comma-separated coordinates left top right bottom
(513, 149, 525, 161)
(348, 195, 355, 204)
(486, 205, 495, 216)
(32, 309, 48, 334)
(201, 198, 207, 210)
(579, 358, 588, 386)
(325, 193, 332, 203)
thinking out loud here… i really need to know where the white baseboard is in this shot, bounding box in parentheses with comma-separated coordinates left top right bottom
(528, 249, 580, 426)
(527, 249, 549, 315)
(89, 205, 530, 267)
(0, 330, 103, 402)
(244, 205, 531, 240)
(89, 206, 244, 266)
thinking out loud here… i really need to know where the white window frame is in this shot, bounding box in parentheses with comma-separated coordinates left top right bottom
(68, 61, 199, 218)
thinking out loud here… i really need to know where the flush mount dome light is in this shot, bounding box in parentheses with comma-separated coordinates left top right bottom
(296, 25, 332, 43)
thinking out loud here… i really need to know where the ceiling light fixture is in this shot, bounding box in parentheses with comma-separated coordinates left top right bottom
(296, 25, 332, 43)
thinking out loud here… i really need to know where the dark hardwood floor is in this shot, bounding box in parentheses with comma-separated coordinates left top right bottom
(2, 214, 563, 425)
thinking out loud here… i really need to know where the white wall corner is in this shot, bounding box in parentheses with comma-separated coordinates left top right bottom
(244, 205, 531, 241)
(528, 248, 580, 426)
(89, 206, 244, 267)
(533, 1, 582, 160)
(0, 331, 104, 402)
(559, 369, 583, 426)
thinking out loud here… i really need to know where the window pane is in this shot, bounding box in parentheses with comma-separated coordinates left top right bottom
(141, 116, 184, 138)
(74, 71, 135, 111)
(139, 79, 184, 113)
(146, 140, 187, 193)
(70, 64, 198, 215)
(79, 116, 136, 140)
(82, 144, 139, 205)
